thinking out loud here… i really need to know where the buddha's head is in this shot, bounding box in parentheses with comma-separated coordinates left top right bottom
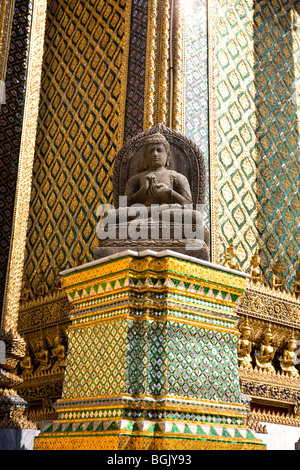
(143, 133, 171, 170)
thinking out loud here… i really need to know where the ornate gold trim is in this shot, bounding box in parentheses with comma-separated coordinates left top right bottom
(0, 0, 15, 83)
(1, 0, 48, 333)
(144, 0, 171, 128)
(250, 409, 300, 427)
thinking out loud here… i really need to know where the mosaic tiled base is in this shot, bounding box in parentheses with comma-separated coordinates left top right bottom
(34, 430, 264, 450)
(34, 251, 265, 450)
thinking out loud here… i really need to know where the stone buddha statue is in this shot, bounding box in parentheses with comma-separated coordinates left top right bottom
(125, 133, 193, 207)
(94, 125, 209, 260)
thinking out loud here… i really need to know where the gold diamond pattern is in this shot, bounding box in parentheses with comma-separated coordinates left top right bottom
(23, 0, 127, 287)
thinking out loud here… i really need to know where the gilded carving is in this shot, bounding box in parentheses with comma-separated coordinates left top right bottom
(249, 249, 263, 285)
(238, 286, 300, 327)
(270, 260, 285, 292)
(255, 326, 276, 374)
(14, 268, 70, 425)
(52, 264, 63, 293)
(34, 339, 52, 375)
(280, 334, 299, 379)
(222, 240, 241, 271)
(49, 334, 67, 370)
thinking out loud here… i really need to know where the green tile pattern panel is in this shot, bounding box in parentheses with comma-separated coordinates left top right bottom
(165, 322, 241, 403)
(62, 320, 127, 399)
(124, 319, 241, 403)
(215, 0, 259, 268)
(215, 0, 300, 287)
(253, 0, 300, 286)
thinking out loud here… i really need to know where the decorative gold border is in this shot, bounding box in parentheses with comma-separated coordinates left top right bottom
(207, 0, 220, 264)
(117, 0, 132, 148)
(172, 0, 185, 132)
(144, 0, 186, 132)
(157, 0, 170, 125)
(1, 0, 48, 333)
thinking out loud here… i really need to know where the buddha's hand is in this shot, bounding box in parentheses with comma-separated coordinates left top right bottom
(150, 183, 171, 201)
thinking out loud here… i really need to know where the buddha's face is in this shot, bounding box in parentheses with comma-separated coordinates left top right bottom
(145, 143, 168, 169)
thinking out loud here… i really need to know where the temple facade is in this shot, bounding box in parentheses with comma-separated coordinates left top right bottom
(0, 0, 300, 450)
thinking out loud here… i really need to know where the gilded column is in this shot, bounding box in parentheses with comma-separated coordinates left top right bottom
(0, 0, 47, 433)
(144, 0, 185, 131)
(171, 0, 185, 132)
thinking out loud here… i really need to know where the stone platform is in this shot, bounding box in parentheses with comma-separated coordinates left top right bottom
(34, 250, 266, 450)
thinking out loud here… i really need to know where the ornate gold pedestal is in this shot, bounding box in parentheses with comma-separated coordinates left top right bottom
(34, 250, 265, 450)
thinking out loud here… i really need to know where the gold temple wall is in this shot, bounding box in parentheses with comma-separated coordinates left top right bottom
(2, 0, 300, 332)
(214, 0, 259, 266)
(22, 0, 187, 292)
